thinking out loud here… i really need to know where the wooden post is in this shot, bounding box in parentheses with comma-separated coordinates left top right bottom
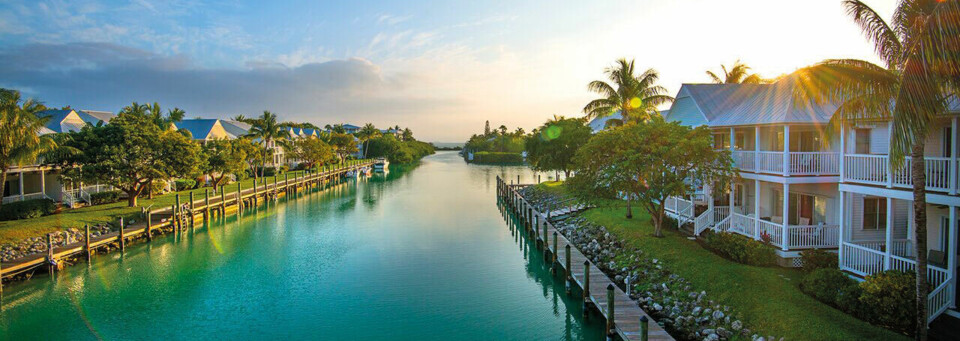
(175, 194, 181, 230)
(118, 217, 125, 252)
(47, 233, 55, 274)
(220, 190, 226, 215)
(253, 180, 258, 206)
(237, 182, 242, 215)
(171, 205, 178, 236)
(551, 231, 558, 275)
(583, 260, 590, 298)
(205, 189, 210, 220)
(189, 191, 195, 229)
(606, 284, 615, 335)
(84, 224, 91, 261)
(640, 316, 649, 341)
(145, 211, 152, 241)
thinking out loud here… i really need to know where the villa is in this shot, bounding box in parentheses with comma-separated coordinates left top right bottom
(651, 79, 959, 323)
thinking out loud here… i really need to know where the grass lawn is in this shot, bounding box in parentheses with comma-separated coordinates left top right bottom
(582, 206, 906, 340)
(0, 170, 316, 244)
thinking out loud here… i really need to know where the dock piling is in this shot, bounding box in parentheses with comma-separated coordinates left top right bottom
(607, 284, 615, 335)
(84, 224, 91, 261)
(640, 316, 649, 341)
(46, 233, 54, 274)
(205, 189, 210, 220)
(565, 244, 572, 295)
(583, 260, 590, 299)
(145, 211, 152, 241)
(118, 217, 125, 252)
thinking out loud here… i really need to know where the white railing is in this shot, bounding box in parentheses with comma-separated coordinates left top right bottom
(729, 213, 755, 237)
(928, 281, 954, 323)
(842, 243, 886, 276)
(732, 151, 755, 171)
(61, 188, 82, 208)
(757, 151, 783, 174)
(1, 192, 49, 204)
(786, 224, 840, 249)
(694, 208, 714, 235)
(665, 196, 678, 213)
(789, 152, 840, 175)
(845, 154, 957, 193)
(714, 215, 732, 232)
(758, 219, 783, 248)
(888, 255, 951, 288)
(714, 206, 729, 222)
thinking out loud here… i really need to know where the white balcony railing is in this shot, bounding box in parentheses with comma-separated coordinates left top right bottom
(786, 224, 840, 249)
(731, 151, 755, 171)
(789, 152, 840, 175)
(756, 151, 783, 174)
(845, 154, 958, 193)
(1, 192, 49, 204)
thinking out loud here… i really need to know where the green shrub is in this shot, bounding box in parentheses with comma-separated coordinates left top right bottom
(859, 270, 916, 334)
(174, 179, 196, 191)
(801, 249, 839, 272)
(89, 190, 121, 205)
(800, 268, 862, 310)
(700, 230, 777, 266)
(0, 198, 57, 221)
(471, 151, 523, 164)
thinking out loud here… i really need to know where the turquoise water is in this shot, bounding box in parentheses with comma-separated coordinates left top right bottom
(0, 151, 604, 340)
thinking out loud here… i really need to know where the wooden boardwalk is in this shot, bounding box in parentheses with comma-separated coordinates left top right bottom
(0, 162, 374, 282)
(498, 177, 673, 341)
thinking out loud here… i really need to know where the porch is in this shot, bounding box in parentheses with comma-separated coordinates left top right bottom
(717, 125, 841, 176)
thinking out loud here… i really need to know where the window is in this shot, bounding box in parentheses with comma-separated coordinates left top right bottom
(855, 129, 871, 154)
(787, 193, 827, 225)
(774, 131, 784, 151)
(862, 197, 887, 230)
(735, 133, 746, 150)
(713, 133, 730, 149)
(940, 216, 950, 254)
(943, 127, 953, 158)
(790, 131, 823, 152)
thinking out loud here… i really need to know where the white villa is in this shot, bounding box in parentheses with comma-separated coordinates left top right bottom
(650, 80, 960, 323)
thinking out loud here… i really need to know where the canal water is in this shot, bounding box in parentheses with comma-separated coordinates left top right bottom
(0, 151, 604, 340)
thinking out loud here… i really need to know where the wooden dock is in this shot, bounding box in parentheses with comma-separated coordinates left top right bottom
(0, 161, 374, 282)
(497, 176, 673, 341)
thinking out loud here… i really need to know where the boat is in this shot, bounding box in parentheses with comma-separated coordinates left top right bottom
(373, 158, 389, 172)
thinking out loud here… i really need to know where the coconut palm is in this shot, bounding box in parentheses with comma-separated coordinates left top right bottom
(357, 123, 381, 157)
(245, 111, 291, 181)
(706, 60, 765, 84)
(789, 1, 960, 337)
(0, 89, 54, 210)
(583, 58, 674, 128)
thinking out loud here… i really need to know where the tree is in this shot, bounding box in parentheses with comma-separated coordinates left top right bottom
(706, 60, 765, 84)
(514, 127, 525, 136)
(583, 58, 674, 127)
(291, 137, 335, 169)
(789, 2, 960, 336)
(498, 125, 508, 135)
(357, 123, 381, 157)
(202, 138, 250, 192)
(401, 127, 414, 141)
(328, 133, 357, 163)
(245, 111, 291, 180)
(0, 89, 54, 211)
(56, 110, 202, 207)
(525, 116, 592, 178)
(484, 120, 491, 136)
(569, 117, 735, 236)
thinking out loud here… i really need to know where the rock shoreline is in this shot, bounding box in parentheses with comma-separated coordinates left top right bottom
(519, 186, 781, 341)
(1, 225, 113, 262)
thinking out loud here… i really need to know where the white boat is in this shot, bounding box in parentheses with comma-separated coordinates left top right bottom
(373, 158, 389, 172)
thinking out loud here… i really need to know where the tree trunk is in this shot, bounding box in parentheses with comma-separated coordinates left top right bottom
(625, 195, 633, 219)
(0, 170, 7, 211)
(147, 181, 154, 199)
(911, 143, 928, 341)
(652, 210, 663, 237)
(126, 189, 139, 207)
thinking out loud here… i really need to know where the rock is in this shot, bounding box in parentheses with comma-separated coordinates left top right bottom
(731, 320, 743, 331)
(652, 303, 663, 311)
(712, 310, 724, 320)
(691, 306, 702, 316)
(705, 333, 719, 341)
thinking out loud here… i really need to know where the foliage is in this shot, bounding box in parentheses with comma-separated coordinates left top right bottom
(291, 137, 336, 168)
(699, 230, 777, 266)
(327, 133, 358, 163)
(524, 116, 592, 177)
(173, 179, 196, 192)
(88, 190, 122, 205)
(860, 270, 917, 334)
(51, 108, 203, 207)
(0, 89, 55, 211)
(121, 102, 185, 130)
(244, 111, 292, 178)
(799, 268, 863, 311)
(365, 135, 435, 164)
(0, 199, 56, 221)
(471, 151, 523, 164)
(801, 249, 839, 272)
(568, 116, 736, 236)
(706, 60, 765, 84)
(202, 138, 252, 190)
(582, 58, 674, 126)
(463, 120, 526, 160)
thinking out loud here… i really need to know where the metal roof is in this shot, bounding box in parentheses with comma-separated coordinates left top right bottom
(174, 119, 220, 140)
(665, 80, 837, 127)
(221, 120, 251, 138)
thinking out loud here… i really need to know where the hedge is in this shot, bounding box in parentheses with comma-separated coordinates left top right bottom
(471, 151, 523, 164)
(800, 268, 917, 335)
(89, 190, 122, 205)
(801, 249, 838, 272)
(0, 199, 57, 221)
(699, 230, 777, 266)
(174, 179, 197, 191)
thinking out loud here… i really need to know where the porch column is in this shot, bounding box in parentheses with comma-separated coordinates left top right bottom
(886, 121, 894, 188)
(729, 181, 735, 217)
(949, 205, 957, 309)
(783, 125, 790, 177)
(839, 123, 846, 182)
(951, 117, 957, 195)
(782, 182, 789, 250)
(40, 169, 45, 198)
(729, 127, 736, 152)
(838, 190, 846, 269)
(18, 172, 24, 200)
(754, 179, 760, 240)
(884, 198, 894, 270)
(754, 126, 760, 172)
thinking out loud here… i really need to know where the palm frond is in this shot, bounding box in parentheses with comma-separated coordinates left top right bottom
(843, 0, 903, 67)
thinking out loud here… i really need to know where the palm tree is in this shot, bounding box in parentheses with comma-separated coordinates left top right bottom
(0, 89, 54, 210)
(706, 60, 765, 84)
(245, 111, 291, 181)
(789, 1, 959, 337)
(583, 58, 674, 128)
(357, 123, 381, 157)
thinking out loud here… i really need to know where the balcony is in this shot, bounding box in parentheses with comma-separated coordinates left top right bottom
(843, 154, 959, 193)
(720, 212, 839, 249)
(730, 150, 840, 176)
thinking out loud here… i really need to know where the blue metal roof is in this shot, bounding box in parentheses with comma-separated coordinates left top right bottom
(175, 119, 220, 140)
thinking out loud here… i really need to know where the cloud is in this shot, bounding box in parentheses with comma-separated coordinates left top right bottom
(377, 14, 412, 26)
(0, 42, 463, 134)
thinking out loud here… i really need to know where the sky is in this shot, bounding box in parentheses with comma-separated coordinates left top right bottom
(0, 0, 898, 142)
